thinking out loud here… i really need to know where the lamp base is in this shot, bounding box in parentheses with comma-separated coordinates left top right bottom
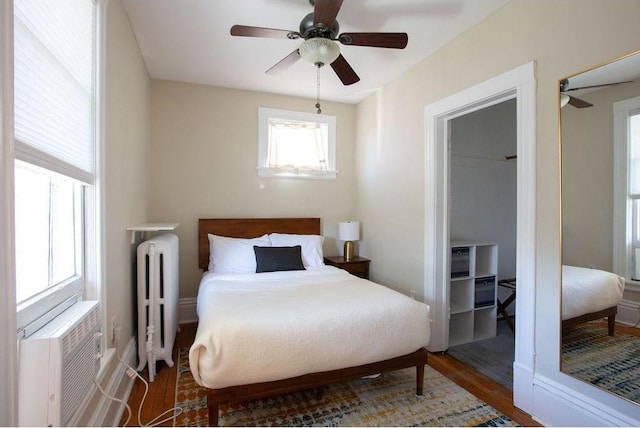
(344, 241, 355, 261)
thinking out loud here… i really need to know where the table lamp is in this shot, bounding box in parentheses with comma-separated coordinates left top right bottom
(339, 221, 360, 261)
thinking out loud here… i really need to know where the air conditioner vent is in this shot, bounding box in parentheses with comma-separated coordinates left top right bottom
(62, 332, 98, 425)
(61, 303, 100, 358)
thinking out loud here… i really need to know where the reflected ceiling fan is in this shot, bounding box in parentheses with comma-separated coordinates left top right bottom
(230, 0, 408, 87)
(560, 78, 633, 108)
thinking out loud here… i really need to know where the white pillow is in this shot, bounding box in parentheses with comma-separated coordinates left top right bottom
(208, 234, 271, 273)
(268, 233, 324, 267)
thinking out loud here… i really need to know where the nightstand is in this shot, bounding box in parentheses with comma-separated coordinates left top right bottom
(324, 256, 370, 279)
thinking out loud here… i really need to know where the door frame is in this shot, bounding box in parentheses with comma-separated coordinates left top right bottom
(423, 62, 536, 413)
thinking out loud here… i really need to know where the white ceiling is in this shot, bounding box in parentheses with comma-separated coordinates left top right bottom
(122, 0, 512, 104)
(565, 51, 640, 95)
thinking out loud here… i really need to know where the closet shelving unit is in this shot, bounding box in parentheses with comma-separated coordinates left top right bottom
(449, 241, 498, 347)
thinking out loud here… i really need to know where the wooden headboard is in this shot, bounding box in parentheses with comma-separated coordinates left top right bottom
(198, 218, 321, 270)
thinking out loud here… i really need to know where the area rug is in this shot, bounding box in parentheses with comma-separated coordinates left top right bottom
(562, 322, 640, 402)
(174, 348, 518, 427)
(446, 323, 514, 391)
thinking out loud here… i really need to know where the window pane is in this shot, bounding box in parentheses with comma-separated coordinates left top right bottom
(633, 198, 640, 246)
(268, 120, 328, 171)
(629, 113, 640, 194)
(15, 161, 80, 304)
(15, 163, 49, 302)
(50, 179, 78, 284)
(633, 198, 640, 280)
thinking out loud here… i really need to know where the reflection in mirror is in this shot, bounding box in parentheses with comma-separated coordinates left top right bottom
(561, 50, 640, 404)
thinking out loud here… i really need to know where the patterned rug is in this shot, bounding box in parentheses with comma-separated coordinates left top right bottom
(174, 348, 518, 427)
(562, 322, 640, 402)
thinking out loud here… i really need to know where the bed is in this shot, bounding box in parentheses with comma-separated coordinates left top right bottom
(190, 218, 431, 426)
(561, 265, 625, 336)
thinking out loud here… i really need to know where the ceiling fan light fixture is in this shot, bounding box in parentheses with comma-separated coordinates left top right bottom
(560, 93, 570, 108)
(299, 38, 340, 67)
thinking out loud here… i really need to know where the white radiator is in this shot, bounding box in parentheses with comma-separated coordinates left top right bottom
(136, 233, 179, 382)
(18, 300, 101, 427)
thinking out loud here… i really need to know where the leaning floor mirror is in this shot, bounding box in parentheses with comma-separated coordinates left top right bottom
(560, 49, 640, 405)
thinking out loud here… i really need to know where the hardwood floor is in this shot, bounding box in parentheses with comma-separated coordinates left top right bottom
(120, 324, 197, 427)
(120, 323, 539, 426)
(427, 352, 539, 426)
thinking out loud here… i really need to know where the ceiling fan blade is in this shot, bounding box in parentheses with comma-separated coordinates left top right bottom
(338, 32, 408, 49)
(313, 0, 343, 28)
(265, 49, 301, 74)
(330, 54, 360, 85)
(565, 80, 633, 92)
(231, 25, 298, 39)
(568, 95, 593, 109)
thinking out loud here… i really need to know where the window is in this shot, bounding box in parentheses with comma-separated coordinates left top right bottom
(258, 108, 337, 179)
(15, 161, 82, 304)
(14, 0, 99, 332)
(613, 96, 640, 283)
(631, 113, 640, 277)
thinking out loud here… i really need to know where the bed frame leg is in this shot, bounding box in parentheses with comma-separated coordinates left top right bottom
(416, 364, 425, 395)
(207, 396, 219, 427)
(608, 315, 616, 336)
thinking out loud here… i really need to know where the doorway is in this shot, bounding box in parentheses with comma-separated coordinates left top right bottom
(446, 99, 517, 390)
(423, 62, 536, 413)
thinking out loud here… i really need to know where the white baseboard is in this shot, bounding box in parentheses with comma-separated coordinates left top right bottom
(532, 373, 640, 426)
(179, 297, 198, 324)
(617, 299, 640, 326)
(513, 361, 534, 415)
(89, 336, 137, 427)
(81, 298, 196, 425)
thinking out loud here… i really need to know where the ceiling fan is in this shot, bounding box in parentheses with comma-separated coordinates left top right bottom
(230, 0, 409, 86)
(560, 78, 633, 108)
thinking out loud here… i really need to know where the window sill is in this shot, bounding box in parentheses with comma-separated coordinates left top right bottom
(257, 168, 338, 180)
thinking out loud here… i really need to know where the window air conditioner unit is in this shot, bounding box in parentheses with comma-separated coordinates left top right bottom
(18, 300, 101, 427)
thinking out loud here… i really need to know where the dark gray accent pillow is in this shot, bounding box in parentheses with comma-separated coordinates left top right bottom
(254, 245, 305, 273)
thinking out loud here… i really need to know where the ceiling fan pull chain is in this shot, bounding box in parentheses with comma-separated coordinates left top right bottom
(315, 64, 322, 114)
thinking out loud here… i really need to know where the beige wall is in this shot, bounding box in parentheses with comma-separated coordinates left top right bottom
(148, 80, 357, 299)
(562, 80, 640, 271)
(76, 1, 150, 424)
(97, 0, 640, 420)
(354, 0, 640, 389)
(104, 0, 150, 348)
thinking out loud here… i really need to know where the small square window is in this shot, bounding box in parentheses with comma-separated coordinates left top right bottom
(257, 108, 337, 179)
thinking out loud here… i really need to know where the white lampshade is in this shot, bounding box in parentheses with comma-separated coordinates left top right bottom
(560, 93, 570, 108)
(299, 38, 340, 66)
(338, 221, 360, 242)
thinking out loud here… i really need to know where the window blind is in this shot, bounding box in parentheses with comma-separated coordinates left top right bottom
(14, 0, 94, 183)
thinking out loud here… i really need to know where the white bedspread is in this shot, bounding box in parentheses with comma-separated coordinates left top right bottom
(562, 265, 625, 320)
(189, 266, 430, 389)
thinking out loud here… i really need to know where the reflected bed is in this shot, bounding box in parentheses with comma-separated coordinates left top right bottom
(562, 265, 625, 336)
